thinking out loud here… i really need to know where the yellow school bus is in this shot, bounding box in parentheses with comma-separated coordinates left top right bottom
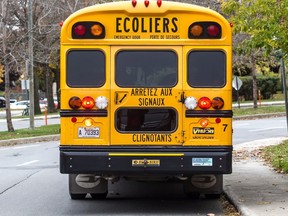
(60, 0, 232, 199)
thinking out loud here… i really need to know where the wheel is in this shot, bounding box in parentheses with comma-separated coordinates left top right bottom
(70, 193, 87, 200)
(90, 191, 108, 199)
(205, 193, 221, 199)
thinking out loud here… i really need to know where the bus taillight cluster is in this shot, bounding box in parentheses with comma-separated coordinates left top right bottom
(188, 22, 222, 39)
(184, 96, 224, 110)
(69, 96, 108, 110)
(72, 22, 105, 39)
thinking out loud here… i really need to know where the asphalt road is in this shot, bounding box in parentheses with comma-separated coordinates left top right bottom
(0, 141, 226, 216)
(233, 116, 287, 144)
(0, 116, 287, 215)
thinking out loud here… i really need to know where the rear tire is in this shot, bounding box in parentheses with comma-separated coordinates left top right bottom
(205, 193, 221, 199)
(90, 191, 108, 199)
(185, 192, 200, 199)
(70, 193, 87, 200)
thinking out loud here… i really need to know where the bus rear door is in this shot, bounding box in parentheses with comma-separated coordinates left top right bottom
(110, 46, 183, 146)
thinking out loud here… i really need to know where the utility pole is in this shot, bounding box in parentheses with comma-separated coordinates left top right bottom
(28, 0, 34, 129)
(280, 57, 288, 133)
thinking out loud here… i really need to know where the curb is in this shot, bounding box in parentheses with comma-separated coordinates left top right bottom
(0, 134, 60, 147)
(233, 112, 286, 120)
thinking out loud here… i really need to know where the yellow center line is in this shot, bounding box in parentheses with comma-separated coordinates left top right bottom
(109, 153, 184, 157)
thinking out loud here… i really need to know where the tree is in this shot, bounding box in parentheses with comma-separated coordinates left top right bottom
(1, 0, 15, 132)
(221, 0, 288, 107)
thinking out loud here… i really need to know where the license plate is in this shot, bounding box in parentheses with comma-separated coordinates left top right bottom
(132, 159, 160, 167)
(78, 127, 100, 138)
(192, 158, 213, 166)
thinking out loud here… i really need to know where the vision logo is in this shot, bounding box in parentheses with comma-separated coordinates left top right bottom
(193, 127, 214, 134)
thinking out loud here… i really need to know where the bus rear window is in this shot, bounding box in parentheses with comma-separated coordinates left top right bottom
(188, 51, 226, 87)
(67, 50, 105, 87)
(116, 108, 177, 132)
(115, 50, 177, 87)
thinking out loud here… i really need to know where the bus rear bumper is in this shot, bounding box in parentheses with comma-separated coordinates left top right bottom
(60, 147, 232, 175)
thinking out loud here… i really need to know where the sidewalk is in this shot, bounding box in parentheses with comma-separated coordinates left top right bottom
(224, 137, 288, 216)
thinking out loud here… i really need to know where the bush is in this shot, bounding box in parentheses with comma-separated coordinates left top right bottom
(232, 75, 280, 101)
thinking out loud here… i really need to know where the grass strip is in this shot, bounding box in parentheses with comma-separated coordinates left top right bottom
(262, 140, 288, 173)
(233, 105, 285, 116)
(0, 124, 60, 140)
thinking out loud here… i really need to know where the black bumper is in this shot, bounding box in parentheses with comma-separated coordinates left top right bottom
(60, 146, 232, 175)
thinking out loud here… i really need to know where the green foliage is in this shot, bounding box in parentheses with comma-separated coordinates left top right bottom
(257, 75, 279, 99)
(221, 0, 288, 55)
(262, 141, 288, 174)
(233, 75, 280, 101)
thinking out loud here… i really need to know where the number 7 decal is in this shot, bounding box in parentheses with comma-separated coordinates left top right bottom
(223, 124, 228, 132)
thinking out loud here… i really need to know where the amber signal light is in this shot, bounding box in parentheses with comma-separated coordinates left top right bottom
(211, 97, 224, 109)
(69, 96, 82, 109)
(91, 24, 103, 36)
(190, 25, 203, 37)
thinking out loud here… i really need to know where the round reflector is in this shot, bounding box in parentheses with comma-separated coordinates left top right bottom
(71, 117, 77, 123)
(190, 25, 203, 37)
(96, 96, 108, 109)
(198, 97, 211, 109)
(74, 24, 86, 36)
(215, 118, 221, 124)
(184, 97, 198, 110)
(207, 25, 220, 37)
(211, 97, 224, 109)
(82, 96, 95, 109)
(200, 118, 209, 127)
(91, 24, 103, 36)
(69, 96, 82, 109)
(84, 118, 93, 127)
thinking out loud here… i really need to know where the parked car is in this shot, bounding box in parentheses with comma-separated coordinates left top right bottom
(41, 98, 58, 109)
(0, 97, 6, 108)
(10, 100, 30, 110)
(10, 99, 17, 104)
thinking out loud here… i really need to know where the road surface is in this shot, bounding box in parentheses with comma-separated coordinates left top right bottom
(0, 117, 287, 215)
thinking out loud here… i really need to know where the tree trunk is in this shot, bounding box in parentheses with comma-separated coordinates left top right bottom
(1, 0, 14, 132)
(34, 65, 42, 115)
(45, 64, 56, 113)
(252, 55, 258, 109)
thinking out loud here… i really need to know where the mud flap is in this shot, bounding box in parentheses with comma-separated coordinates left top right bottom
(69, 174, 108, 198)
(183, 174, 223, 197)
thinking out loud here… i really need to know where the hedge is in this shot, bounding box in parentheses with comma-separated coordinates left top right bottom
(232, 75, 280, 101)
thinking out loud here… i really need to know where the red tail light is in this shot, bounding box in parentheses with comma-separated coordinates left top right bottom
(82, 96, 95, 109)
(207, 25, 220, 37)
(73, 24, 86, 36)
(198, 97, 211, 109)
